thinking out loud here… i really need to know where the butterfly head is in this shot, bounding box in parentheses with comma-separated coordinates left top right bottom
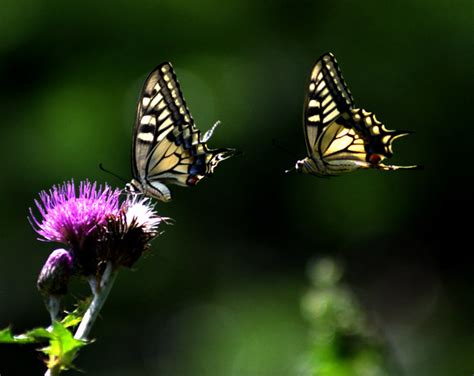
(295, 160, 305, 173)
(294, 157, 316, 174)
(126, 180, 142, 195)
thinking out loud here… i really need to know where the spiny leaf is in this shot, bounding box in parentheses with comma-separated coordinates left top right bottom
(40, 321, 88, 371)
(0, 326, 47, 344)
(60, 297, 90, 329)
(61, 303, 87, 329)
(0, 327, 18, 343)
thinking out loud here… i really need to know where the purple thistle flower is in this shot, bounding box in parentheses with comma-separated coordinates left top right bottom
(29, 180, 121, 246)
(97, 196, 167, 268)
(122, 195, 165, 235)
(29, 179, 167, 275)
(29, 180, 121, 275)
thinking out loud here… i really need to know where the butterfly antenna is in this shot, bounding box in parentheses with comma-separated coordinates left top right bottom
(272, 139, 299, 159)
(272, 139, 299, 173)
(99, 163, 128, 184)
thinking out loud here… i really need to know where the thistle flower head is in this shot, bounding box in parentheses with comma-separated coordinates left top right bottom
(30, 180, 166, 276)
(29, 180, 121, 247)
(123, 195, 164, 234)
(97, 195, 166, 268)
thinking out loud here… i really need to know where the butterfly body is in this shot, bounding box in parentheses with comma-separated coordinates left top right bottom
(294, 53, 417, 176)
(129, 62, 237, 202)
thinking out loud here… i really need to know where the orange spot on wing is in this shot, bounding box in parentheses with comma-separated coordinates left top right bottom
(186, 175, 200, 186)
(369, 154, 382, 164)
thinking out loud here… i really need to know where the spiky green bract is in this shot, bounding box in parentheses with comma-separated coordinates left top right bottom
(40, 321, 87, 372)
(0, 327, 38, 344)
(61, 299, 91, 329)
(0, 321, 87, 371)
(0, 301, 91, 373)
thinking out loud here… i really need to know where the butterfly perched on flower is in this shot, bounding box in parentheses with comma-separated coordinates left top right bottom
(292, 52, 418, 176)
(127, 62, 238, 202)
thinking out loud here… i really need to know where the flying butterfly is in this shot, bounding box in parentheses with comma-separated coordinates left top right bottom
(292, 52, 418, 176)
(126, 62, 238, 202)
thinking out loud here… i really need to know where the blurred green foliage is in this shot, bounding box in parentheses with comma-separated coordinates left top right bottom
(300, 259, 392, 376)
(0, 0, 473, 375)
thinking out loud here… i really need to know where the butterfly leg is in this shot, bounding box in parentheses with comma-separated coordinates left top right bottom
(201, 121, 221, 143)
(375, 163, 421, 171)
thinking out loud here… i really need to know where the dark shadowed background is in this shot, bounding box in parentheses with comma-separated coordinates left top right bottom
(0, 0, 472, 375)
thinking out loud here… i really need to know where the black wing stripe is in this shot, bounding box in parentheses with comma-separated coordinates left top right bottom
(303, 53, 356, 159)
(319, 53, 354, 112)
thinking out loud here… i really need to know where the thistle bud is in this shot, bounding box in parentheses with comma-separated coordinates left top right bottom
(37, 249, 74, 321)
(37, 248, 74, 296)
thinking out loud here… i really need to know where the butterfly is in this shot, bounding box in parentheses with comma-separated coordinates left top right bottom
(292, 52, 418, 176)
(126, 62, 238, 202)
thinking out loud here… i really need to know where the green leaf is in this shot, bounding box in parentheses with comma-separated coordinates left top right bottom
(1, 322, 90, 371)
(0, 326, 46, 344)
(61, 298, 90, 329)
(26, 327, 54, 339)
(0, 327, 16, 343)
(40, 321, 88, 371)
(61, 314, 82, 329)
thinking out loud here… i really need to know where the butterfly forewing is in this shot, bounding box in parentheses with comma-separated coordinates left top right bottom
(303, 53, 354, 155)
(133, 63, 194, 180)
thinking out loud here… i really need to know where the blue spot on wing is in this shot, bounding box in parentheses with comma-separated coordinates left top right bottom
(189, 155, 206, 175)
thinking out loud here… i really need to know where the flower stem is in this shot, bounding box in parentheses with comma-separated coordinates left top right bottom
(74, 261, 118, 340)
(43, 262, 118, 376)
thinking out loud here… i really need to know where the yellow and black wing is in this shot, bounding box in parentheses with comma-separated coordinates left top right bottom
(299, 52, 417, 175)
(131, 62, 237, 201)
(303, 52, 354, 157)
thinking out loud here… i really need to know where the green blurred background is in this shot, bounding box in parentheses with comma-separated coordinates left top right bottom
(0, 0, 472, 374)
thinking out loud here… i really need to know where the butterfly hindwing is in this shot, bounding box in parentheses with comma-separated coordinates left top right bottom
(131, 63, 237, 201)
